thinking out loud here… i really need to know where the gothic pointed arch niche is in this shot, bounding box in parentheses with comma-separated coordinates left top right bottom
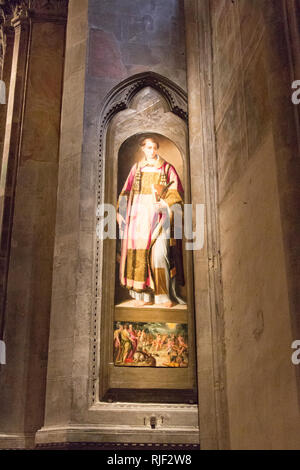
(95, 73, 197, 404)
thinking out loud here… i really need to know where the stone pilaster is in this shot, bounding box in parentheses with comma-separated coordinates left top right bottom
(0, 0, 31, 344)
(0, 0, 68, 449)
(0, 4, 13, 76)
(183, 0, 230, 450)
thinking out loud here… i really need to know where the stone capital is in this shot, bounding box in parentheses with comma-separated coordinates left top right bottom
(0, 1, 14, 25)
(0, 3, 14, 72)
(1, 0, 69, 26)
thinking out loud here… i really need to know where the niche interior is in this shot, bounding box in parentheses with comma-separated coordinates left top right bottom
(97, 74, 197, 405)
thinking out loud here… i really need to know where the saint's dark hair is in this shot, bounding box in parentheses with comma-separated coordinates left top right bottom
(139, 136, 160, 149)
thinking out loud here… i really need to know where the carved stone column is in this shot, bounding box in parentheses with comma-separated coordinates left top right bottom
(0, 0, 68, 449)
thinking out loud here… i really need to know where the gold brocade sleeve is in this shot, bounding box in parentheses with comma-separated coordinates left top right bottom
(160, 165, 184, 246)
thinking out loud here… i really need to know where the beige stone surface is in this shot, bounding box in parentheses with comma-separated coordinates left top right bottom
(0, 24, 13, 176)
(211, 0, 300, 449)
(37, 0, 201, 446)
(0, 3, 67, 449)
(219, 132, 300, 449)
(42, 0, 89, 430)
(0, 0, 299, 451)
(184, 0, 230, 450)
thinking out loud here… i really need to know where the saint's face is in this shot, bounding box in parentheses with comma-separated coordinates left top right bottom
(142, 140, 158, 161)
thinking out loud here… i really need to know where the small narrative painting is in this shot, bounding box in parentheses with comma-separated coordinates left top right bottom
(113, 322, 188, 368)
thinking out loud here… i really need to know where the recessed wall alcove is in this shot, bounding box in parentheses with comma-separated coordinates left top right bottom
(91, 74, 199, 441)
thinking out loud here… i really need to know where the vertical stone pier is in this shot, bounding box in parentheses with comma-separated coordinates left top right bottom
(184, 0, 230, 450)
(0, 0, 67, 449)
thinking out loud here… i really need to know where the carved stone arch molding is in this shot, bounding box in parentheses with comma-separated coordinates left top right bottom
(91, 72, 199, 444)
(99, 71, 188, 130)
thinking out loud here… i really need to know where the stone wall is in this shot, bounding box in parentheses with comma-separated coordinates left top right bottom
(41, 0, 89, 428)
(211, 0, 300, 449)
(0, 0, 67, 449)
(38, 0, 198, 446)
(85, 0, 187, 179)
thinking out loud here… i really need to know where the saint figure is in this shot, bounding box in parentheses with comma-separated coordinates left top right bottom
(117, 136, 186, 308)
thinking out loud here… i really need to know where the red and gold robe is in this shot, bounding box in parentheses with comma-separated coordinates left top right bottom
(117, 155, 185, 297)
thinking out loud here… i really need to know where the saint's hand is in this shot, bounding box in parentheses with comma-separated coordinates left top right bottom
(154, 200, 168, 212)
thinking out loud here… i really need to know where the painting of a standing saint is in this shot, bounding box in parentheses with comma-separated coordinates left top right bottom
(116, 136, 186, 308)
(113, 321, 188, 367)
